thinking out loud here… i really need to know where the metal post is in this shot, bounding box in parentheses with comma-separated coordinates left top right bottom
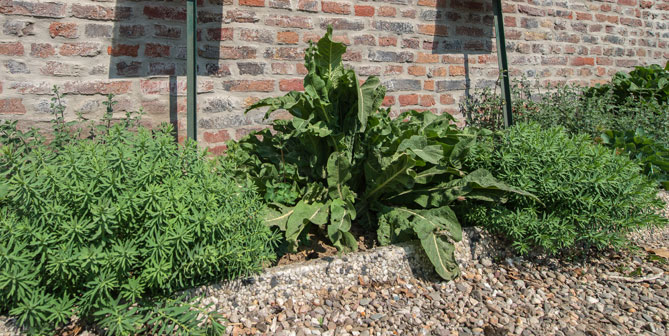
(492, 0, 513, 128)
(186, 0, 197, 141)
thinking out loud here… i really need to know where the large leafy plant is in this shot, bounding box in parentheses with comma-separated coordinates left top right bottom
(599, 128, 669, 189)
(584, 62, 669, 106)
(228, 27, 530, 279)
(0, 105, 277, 334)
(461, 123, 666, 255)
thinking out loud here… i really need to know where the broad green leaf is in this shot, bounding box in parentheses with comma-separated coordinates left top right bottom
(285, 200, 328, 244)
(326, 152, 353, 200)
(363, 153, 416, 202)
(355, 75, 385, 133)
(419, 232, 459, 280)
(315, 26, 347, 83)
(399, 206, 461, 242)
(264, 203, 294, 230)
(328, 199, 357, 251)
(397, 135, 444, 164)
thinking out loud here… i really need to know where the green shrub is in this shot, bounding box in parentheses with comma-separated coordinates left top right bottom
(228, 27, 530, 280)
(584, 62, 669, 106)
(462, 67, 669, 148)
(0, 116, 277, 334)
(461, 123, 666, 255)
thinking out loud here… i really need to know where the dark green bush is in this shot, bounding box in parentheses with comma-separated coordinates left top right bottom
(461, 123, 666, 255)
(0, 116, 277, 334)
(227, 27, 530, 280)
(584, 62, 669, 106)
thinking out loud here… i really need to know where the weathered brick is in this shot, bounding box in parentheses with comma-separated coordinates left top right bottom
(264, 47, 304, 61)
(277, 31, 299, 44)
(436, 80, 466, 92)
(225, 9, 259, 23)
(63, 81, 132, 95)
(154, 25, 182, 39)
(373, 21, 414, 33)
(145, 43, 170, 58)
(420, 95, 435, 107)
(4, 60, 29, 74)
(207, 28, 233, 41)
(0, 42, 24, 56)
(265, 16, 313, 29)
(72, 4, 130, 21)
(279, 78, 305, 91)
(297, 0, 319, 12)
(119, 24, 145, 38)
(1, 1, 66, 18)
(48, 22, 77, 38)
(320, 18, 364, 30)
(149, 62, 176, 76)
(379, 36, 397, 46)
(378, 6, 396, 17)
(322, 1, 351, 14)
(570, 56, 595, 66)
(85, 24, 112, 38)
(417, 24, 448, 36)
(368, 50, 414, 63)
(0, 98, 26, 114)
(237, 62, 265, 75)
(240, 29, 274, 43)
(143, 6, 186, 21)
(383, 79, 421, 92)
(60, 43, 101, 57)
(354, 34, 376, 46)
(417, 53, 439, 63)
(40, 61, 81, 77)
(115, 61, 142, 77)
(222, 80, 274, 92)
(108, 44, 139, 57)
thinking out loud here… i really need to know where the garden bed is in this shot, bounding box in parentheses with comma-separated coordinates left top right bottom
(2, 192, 667, 336)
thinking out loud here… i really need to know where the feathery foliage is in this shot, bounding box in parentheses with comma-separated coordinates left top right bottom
(0, 91, 277, 334)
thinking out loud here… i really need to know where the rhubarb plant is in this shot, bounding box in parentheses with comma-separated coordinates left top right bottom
(227, 27, 533, 279)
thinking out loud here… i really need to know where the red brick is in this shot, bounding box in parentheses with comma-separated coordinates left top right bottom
(440, 94, 455, 105)
(0, 42, 24, 56)
(60, 43, 101, 57)
(618, 0, 636, 6)
(279, 79, 304, 91)
(298, 0, 319, 12)
(0, 99, 26, 114)
(382, 96, 395, 107)
(417, 53, 439, 63)
(420, 95, 435, 107)
(272, 63, 294, 74)
(49, 23, 78, 39)
(30, 43, 55, 58)
(417, 24, 448, 37)
(145, 43, 170, 58)
(277, 31, 299, 44)
(417, 0, 436, 6)
(240, 0, 265, 7)
(570, 56, 595, 66)
(203, 130, 231, 143)
(399, 94, 419, 106)
(408, 65, 426, 76)
(143, 6, 187, 21)
(108, 44, 139, 57)
(322, 1, 350, 14)
(354, 5, 374, 17)
(379, 36, 397, 46)
(424, 80, 434, 91)
(222, 80, 275, 92)
(449, 65, 466, 76)
(575, 12, 592, 21)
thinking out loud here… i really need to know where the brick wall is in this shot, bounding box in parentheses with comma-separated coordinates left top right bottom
(1, 0, 668, 151)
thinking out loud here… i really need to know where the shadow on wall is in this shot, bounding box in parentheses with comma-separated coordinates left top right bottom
(110, 0, 225, 139)
(429, 0, 495, 99)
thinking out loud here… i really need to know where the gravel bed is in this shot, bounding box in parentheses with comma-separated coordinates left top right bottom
(1, 192, 668, 336)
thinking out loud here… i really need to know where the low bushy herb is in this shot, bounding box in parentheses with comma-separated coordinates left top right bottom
(228, 27, 531, 280)
(462, 66, 669, 148)
(0, 99, 277, 334)
(461, 123, 666, 255)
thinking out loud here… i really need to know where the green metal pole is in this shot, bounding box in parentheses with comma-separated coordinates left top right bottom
(186, 0, 197, 141)
(492, 0, 513, 128)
